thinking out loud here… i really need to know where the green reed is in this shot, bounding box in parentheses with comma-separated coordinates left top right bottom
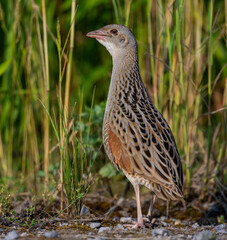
(0, 0, 226, 200)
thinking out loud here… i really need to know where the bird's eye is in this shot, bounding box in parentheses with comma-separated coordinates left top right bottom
(110, 29, 118, 35)
(120, 38, 125, 43)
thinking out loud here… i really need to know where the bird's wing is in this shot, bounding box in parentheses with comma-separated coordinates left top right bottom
(108, 81, 183, 197)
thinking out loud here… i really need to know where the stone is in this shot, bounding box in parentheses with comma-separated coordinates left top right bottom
(215, 224, 227, 234)
(43, 230, 58, 238)
(174, 219, 182, 226)
(120, 217, 133, 223)
(112, 216, 120, 221)
(88, 238, 106, 240)
(152, 228, 169, 236)
(98, 227, 112, 233)
(192, 223, 200, 228)
(20, 232, 27, 237)
(4, 230, 19, 240)
(80, 205, 90, 216)
(59, 222, 68, 226)
(160, 216, 167, 221)
(161, 221, 168, 227)
(178, 234, 187, 238)
(90, 222, 101, 229)
(115, 224, 124, 229)
(194, 231, 215, 240)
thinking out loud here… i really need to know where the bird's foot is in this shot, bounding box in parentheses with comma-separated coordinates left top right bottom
(143, 216, 157, 228)
(124, 217, 156, 229)
(124, 220, 144, 229)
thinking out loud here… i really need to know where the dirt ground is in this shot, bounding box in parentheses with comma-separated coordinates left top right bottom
(0, 188, 227, 239)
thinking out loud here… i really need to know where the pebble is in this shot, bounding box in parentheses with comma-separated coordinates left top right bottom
(4, 230, 19, 240)
(161, 221, 168, 227)
(193, 230, 214, 240)
(59, 222, 68, 226)
(192, 223, 200, 228)
(120, 217, 133, 223)
(20, 232, 27, 237)
(115, 224, 124, 229)
(43, 231, 58, 238)
(98, 227, 112, 233)
(152, 228, 169, 236)
(80, 204, 90, 216)
(90, 222, 101, 229)
(88, 238, 106, 240)
(178, 234, 187, 238)
(160, 216, 167, 221)
(112, 216, 120, 221)
(174, 219, 182, 226)
(215, 224, 227, 234)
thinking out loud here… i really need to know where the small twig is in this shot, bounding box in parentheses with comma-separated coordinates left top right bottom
(104, 197, 124, 219)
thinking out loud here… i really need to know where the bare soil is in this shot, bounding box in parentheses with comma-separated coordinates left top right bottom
(0, 189, 226, 239)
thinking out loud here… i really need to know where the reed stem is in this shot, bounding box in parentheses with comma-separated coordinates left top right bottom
(64, 0, 76, 121)
(205, 0, 213, 184)
(147, 0, 158, 108)
(42, 0, 50, 190)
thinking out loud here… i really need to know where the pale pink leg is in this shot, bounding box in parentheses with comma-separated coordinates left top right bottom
(124, 184, 144, 229)
(132, 184, 144, 228)
(147, 194, 156, 217)
(144, 195, 157, 226)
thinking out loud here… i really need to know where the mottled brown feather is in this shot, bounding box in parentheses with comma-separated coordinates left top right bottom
(109, 127, 133, 173)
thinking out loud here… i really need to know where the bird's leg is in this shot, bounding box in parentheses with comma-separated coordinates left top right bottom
(124, 184, 144, 229)
(133, 184, 144, 228)
(166, 200, 169, 219)
(147, 194, 156, 218)
(144, 195, 157, 226)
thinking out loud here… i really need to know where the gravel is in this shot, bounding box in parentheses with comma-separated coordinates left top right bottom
(193, 230, 215, 240)
(215, 224, 227, 234)
(90, 222, 101, 229)
(4, 230, 19, 240)
(115, 224, 124, 229)
(98, 227, 112, 233)
(160, 216, 167, 221)
(161, 221, 168, 227)
(174, 219, 182, 226)
(20, 232, 27, 237)
(120, 217, 133, 223)
(43, 230, 58, 238)
(112, 216, 120, 221)
(152, 228, 169, 236)
(192, 223, 200, 228)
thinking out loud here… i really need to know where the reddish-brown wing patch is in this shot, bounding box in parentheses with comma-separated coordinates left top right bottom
(109, 128, 133, 174)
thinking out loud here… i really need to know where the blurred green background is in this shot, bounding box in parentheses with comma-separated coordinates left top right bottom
(0, 0, 226, 203)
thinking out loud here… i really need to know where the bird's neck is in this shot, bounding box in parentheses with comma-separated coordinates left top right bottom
(105, 49, 140, 110)
(112, 48, 138, 71)
(112, 49, 139, 85)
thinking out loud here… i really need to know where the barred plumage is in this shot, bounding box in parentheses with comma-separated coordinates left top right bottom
(87, 24, 184, 228)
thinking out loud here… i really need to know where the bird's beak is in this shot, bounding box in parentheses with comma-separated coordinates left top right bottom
(86, 29, 109, 40)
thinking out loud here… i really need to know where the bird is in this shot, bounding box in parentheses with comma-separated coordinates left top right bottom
(87, 24, 184, 228)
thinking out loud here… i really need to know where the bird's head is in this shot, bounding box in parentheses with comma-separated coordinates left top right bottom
(86, 24, 137, 59)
